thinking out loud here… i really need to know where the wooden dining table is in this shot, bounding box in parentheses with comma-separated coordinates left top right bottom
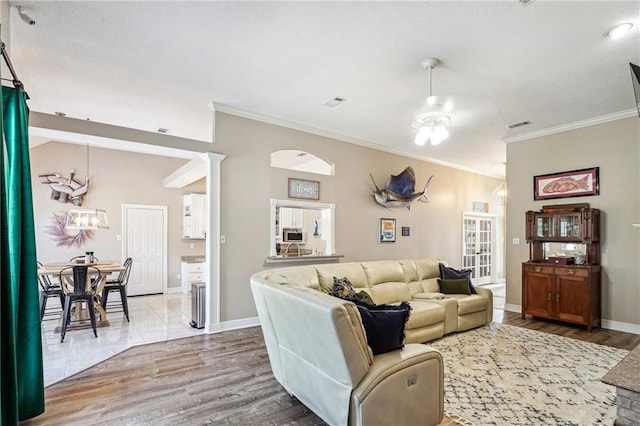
(38, 260, 125, 333)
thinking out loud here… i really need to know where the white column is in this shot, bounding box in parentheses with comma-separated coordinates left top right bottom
(203, 152, 226, 333)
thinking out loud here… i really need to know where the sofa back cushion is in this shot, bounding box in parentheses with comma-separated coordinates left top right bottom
(415, 258, 443, 281)
(361, 261, 411, 304)
(315, 263, 368, 293)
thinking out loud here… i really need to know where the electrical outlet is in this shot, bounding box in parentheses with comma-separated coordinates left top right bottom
(512, 238, 520, 245)
(190, 243, 195, 249)
(176, 274, 180, 280)
(116, 234, 122, 241)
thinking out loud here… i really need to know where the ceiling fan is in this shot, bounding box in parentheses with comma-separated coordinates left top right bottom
(413, 58, 451, 146)
(412, 58, 502, 147)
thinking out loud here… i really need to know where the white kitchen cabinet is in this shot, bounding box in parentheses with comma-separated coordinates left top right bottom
(280, 207, 304, 229)
(183, 193, 206, 239)
(181, 261, 205, 294)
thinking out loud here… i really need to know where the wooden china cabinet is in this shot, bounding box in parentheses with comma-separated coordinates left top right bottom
(522, 203, 601, 331)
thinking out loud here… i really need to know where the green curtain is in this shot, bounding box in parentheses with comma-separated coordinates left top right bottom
(0, 82, 45, 422)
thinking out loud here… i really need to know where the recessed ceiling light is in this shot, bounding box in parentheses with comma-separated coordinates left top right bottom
(322, 97, 346, 107)
(604, 22, 633, 39)
(157, 128, 169, 134)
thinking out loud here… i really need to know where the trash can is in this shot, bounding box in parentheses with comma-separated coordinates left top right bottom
(190, 282, 206, 329)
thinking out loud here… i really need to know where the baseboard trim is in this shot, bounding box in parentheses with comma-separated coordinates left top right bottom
(206, 317, 260, 334)
(166, 287, 182, 294)
(601, 319, 640, 335)
(505, 303, 522, 313)
(505, 303, 640, 334)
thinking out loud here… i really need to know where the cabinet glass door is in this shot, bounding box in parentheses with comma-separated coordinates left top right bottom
(558, 214, 580, 239)
(535, 215, 555, 238)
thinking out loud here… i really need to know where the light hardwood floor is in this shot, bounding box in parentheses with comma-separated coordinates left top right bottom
(24, 293, 639, 425)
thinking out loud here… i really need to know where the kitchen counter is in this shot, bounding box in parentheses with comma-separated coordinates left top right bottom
(266, 254, 343, 264)
(181, 255, 206, 263)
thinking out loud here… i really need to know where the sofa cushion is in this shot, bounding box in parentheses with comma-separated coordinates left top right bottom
(438, 278, 471, 295)
(315, 263, 368, 293)
(415, 258, 442, 280)
(398, 259, 419, 282)
(448, 294, 488, 315)
(330, 276, 357, 299)
(420, 277, 440, 293)
(368, 281, 411, 305)
(331, 277, 375, 304)
(361, 261, 406, 284)
(404, 300, 445, 330)
(412, 292, 447, 300)
(439, 263, 477, 294)
(351, 300, 411, 355)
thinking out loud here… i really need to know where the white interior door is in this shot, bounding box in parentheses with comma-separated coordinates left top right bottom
(462, 213, 496, 285)
(123, 205, 167, 296)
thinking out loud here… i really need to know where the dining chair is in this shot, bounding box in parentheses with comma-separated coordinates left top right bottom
(101, 258, 133, 322)
(38, 261, 64, 321)
(59, 265, 102, 343)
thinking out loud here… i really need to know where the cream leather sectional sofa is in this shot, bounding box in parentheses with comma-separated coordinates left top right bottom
(250, 258, 493, 425)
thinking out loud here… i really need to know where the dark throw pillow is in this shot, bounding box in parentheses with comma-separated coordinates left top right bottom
(439, 263, 477, 294)
(330, 276, 357, 299)
(438, 278, 472, 295)
(350, 299, 411, 355)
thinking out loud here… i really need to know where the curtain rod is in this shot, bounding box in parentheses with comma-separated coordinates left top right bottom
(1, 41, 29, 99)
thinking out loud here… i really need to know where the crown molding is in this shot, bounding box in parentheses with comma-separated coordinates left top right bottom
(213, 103, 503, 179)
(503, 109, 638, 144)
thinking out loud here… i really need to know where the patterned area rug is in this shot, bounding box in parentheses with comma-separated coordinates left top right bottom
(428, 323, 627, 425)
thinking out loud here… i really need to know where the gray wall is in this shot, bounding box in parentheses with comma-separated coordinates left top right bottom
(506, 117, 640, 327)
(214, 112, 504, 321)
(28, 112, 505, 324)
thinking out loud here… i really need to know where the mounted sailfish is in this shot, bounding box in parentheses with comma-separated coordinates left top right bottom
(370, 166, 433, 210)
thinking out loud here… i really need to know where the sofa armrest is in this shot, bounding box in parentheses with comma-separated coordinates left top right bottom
(475, 286, 493, 323)
(350, 344, 444, 426)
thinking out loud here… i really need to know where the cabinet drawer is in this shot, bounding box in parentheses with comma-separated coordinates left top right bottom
(523, 264, 554, 274)
(188, 263, 204, 273)
(555, 267, 588, 278)
(189, 272, 204, 282)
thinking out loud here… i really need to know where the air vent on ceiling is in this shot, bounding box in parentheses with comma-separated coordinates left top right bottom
(54, 111, 66, 117)
(296, 152, 307, 157)
(506, 120, 533, 129)
(518, 0, 536, 7)
(322, 97, 346, 107)
(157, 128, 170, 134)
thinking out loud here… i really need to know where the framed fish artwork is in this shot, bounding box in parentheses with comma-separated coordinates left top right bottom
(533, 167, 599, 201)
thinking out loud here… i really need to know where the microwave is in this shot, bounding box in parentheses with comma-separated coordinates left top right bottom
(283, 229, 306, 243)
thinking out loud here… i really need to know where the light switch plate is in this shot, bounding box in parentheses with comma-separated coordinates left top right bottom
(221, 235, 226, 244)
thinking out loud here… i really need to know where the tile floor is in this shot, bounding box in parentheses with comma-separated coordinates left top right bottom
(41, 293, 205, 386)
(41, 283, 508, 387)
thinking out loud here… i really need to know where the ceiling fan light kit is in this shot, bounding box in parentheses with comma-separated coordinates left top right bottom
(413, 58, 451, 146)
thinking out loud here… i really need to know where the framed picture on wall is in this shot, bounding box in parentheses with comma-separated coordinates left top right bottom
(288, 178, 320, 200)
(380, 218, 396, 243)
(533, 167, 599, 201)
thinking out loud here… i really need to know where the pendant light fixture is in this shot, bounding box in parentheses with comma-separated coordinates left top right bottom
(65, 144, 109, 230)
(413, 58, 451, 146)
